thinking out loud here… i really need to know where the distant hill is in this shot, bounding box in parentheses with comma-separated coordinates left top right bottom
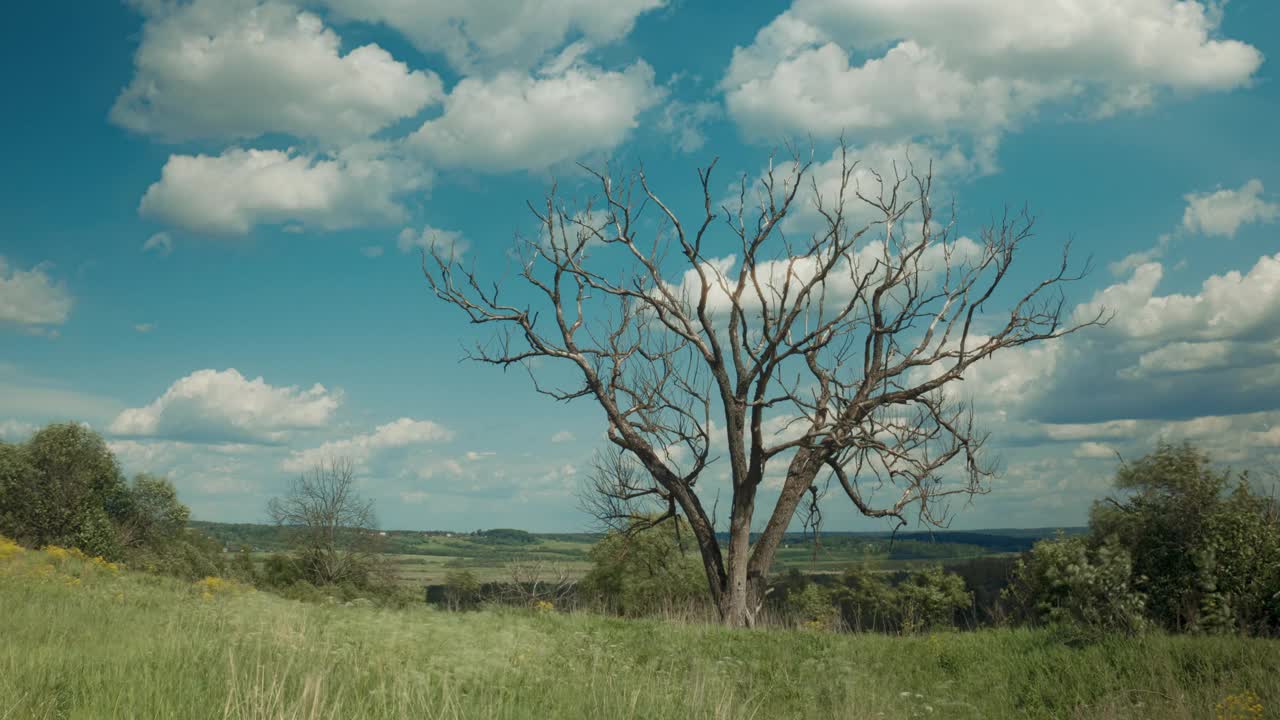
(190, 519, 1083, 556)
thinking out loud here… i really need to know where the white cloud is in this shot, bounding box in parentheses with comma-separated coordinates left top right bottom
(397, 225, 468, 259)
(317, 0, 665, 73)
(1041, 420, 1142, 442)
(657, 100, 720, 153)
(410, 59, 665, 172)
(139, 144, 428, 235)
(1074, 441, 1117, 459)
(0, 419, 35, 442)
(142, 232, 173, 256)
(112, 0, 442, 144)
(550, 430, 575, 443)
(283, 417, 455, 471)
(134, 323, 156, 334)
(1078, 253, 1280, 344)
(1182, 179, 1279, 237)
(1124, 340, 1233, 376)
(722, 0, 1261, 143)
(1110, 233, 1171, 277)
(109, 368, 340, 443)
(0, 258, 73, 329)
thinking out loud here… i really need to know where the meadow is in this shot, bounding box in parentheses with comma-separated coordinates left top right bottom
(3, 536, 1276, 720)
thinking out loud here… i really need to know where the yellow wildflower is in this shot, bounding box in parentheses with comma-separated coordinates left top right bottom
(0, 535, 22, 561)
(1216, 691, 1264, 720)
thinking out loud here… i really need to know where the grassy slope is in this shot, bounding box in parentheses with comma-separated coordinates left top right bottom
(2, 542, 1277, 720)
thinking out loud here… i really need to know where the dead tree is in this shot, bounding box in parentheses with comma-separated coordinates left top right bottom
(424, 142, 1107, 627)
(267, 457, 382, 587)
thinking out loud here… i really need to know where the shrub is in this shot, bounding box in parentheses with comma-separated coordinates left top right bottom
(787, 581, 838, 630)
(443, 569, 482, 610)
(895, 565, 973, 633)
(1004, 535, 1148, 636)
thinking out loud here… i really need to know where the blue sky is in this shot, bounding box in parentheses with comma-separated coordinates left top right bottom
(2, 0, 1278, 532)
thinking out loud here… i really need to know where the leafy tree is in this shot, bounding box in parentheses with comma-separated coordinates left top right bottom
(121, 473, 190, 549)
(579, 518, 707, 617)
(1090, 442, 1280, 634)
(0, 423, 131, 558)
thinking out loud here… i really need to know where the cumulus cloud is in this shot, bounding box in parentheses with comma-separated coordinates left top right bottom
(112, 0, 442, 144)
(722, 0, 1261, 144)
(139, 144, 428, 235)
(1182, 179, 1279, 237)
(142, 232, 173, 256)
(397, 225, 468, 259)
(1112, 180, 1276, 275)
(134, 323, 156, 334)
(550, 430, 575, 443)
(1077, 253, 1280, 344)
(317, 0, 665, 73)
(410, 58, 665, 172)
(0, 258, 73, 330)
(282, 417, 455, 471)
(109, 368, 340, 443)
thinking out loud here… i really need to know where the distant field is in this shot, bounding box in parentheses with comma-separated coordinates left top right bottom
(197, 520, 1084, 587)
(4, 539, 1276, 720)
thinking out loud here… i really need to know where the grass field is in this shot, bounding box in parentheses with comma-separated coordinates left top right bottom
(3, 537, 1277, 719)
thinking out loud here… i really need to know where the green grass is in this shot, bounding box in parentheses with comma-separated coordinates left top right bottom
(3, 542, 1277, 719)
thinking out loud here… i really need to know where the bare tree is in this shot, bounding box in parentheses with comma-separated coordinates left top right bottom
(424, 143, 1107, 627)
(267, 457, 382, 587)
(502, 559, 575, 607)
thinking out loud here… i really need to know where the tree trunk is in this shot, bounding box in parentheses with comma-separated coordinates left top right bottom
(719, 487, 761, 627)
(747, 447, 827, 582)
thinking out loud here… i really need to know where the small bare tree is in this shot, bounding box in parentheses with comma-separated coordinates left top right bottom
(503, 559, 575, 607)
(425, 143, 1107, 627)
(267, 457, 382, 587)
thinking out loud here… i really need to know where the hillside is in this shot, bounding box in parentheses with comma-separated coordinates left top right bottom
(3, 536, 1276, 719)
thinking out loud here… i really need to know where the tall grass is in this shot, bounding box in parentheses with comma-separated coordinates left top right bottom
(1, 536, 1275, 719)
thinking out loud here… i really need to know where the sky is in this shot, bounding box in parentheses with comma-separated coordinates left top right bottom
(1, 0, 1278, 533)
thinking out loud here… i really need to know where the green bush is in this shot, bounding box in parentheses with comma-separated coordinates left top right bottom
(830, 565, 899, 632)
(1004, 535, 1148, 637)
(578, 519, 707, 617)
(828, 564, 972, 634)
(127, 531, 227, 581)
(895, 565, 974, 633)
(443, 569, 483, 610)
(1089, 442, 1280, 634)
(0, 424, 132, 557)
